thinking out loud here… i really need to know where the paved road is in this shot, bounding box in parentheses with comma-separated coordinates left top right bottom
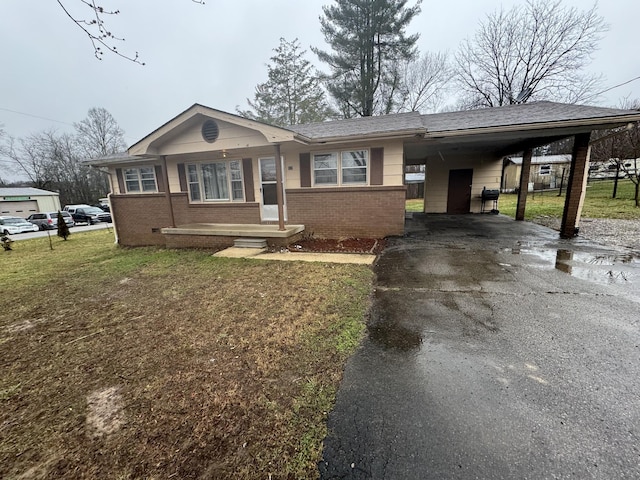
(7, 222, 114, 241)
(319, 215, 640, 479)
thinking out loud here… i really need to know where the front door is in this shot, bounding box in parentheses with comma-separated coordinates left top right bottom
(447, 169, 473, 214)
(259, 157, 286, 221)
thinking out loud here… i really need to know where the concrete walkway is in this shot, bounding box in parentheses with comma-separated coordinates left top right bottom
(213, 246, 376, 265)
(319, 214, 640, 479)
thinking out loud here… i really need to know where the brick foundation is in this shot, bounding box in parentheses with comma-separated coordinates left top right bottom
(111, 186, 405, 248)
(286, 186, 406, 238)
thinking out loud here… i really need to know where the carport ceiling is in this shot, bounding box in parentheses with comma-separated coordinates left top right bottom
(403, 101, 640, 164)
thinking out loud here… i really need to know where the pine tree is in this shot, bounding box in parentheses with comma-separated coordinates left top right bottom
(238, 38, 334, 126)
(57, 211, 70, 240)
(313, 0, 421, 117)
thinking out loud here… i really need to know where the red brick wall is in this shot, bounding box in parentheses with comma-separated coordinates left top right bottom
(286, 186, 406, 238)
(112, 186, 406, 247)
(171, 193, 261, 224)
(110, 194, 172, 246)
(111, 194, 262, 247)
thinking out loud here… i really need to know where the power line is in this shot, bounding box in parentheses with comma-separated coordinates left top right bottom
(0, 107, 75, 127)
(0, 106, 138, 142)
(584, 75, 640, 102)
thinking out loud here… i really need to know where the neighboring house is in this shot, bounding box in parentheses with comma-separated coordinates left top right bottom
(88, 102, 640, 247)
(503, 154, 572, 192)
(0, 188, 62, 217)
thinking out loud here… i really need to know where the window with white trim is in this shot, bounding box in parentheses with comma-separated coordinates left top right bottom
(539, 164, 551, 176)
(187, 160, 244, 202)
(124, 167, 158, 193)
(313, 149, 368, 186)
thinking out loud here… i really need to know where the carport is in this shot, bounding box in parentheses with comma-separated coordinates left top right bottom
(402, 102, 640, 237)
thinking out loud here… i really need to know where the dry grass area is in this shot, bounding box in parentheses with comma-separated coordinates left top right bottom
(0, 230, 373, 479)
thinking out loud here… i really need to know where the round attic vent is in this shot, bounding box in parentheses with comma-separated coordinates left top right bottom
(201, 119, 220, 143)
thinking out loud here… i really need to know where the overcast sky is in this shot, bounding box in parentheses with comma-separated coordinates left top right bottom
(1, 0, 638, 165)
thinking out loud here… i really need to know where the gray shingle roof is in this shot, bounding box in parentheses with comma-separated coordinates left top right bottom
(421, 101, 637, 133)
(0, 187, 59, 197)
(289, 101, 639, 141)
(290, 111, 423, 139)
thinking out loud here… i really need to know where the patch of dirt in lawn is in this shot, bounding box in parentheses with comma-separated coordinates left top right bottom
(86, 386, 125, 438)
(0, 249, 373, 479)
(286, 237, 387, 254)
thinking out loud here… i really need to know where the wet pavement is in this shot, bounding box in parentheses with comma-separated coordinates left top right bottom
(319, 214, 640, 479)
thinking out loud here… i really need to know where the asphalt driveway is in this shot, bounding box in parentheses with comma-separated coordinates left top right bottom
(319, 214, 640, 479)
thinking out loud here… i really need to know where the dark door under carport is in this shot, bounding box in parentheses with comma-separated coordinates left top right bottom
(447, 169, 473, 214)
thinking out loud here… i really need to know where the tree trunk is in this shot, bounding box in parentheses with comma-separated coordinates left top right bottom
(612, 163, 620, 198)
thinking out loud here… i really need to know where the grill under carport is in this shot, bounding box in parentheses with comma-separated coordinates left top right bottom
(481, 187, 500, 214)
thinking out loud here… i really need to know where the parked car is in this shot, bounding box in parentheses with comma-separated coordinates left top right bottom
(26, 211, 75, 230)
(68, 206, 111, 225)
(0, 216, 40, 235)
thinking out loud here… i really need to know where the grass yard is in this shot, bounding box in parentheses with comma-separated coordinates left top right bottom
(405, 198, 424, 212)
(0, 230, 373, 479)
(405, 179, 640, 220)
(498, 179, 640, 220)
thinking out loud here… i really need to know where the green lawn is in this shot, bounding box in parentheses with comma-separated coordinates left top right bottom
(1, 230, 373, 479)
(499, 179, 640, 220)
(406, 179, 640, 220)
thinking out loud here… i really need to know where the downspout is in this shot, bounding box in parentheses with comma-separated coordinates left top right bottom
(161, 155, 176, 228)
(274, 144, 285, 231)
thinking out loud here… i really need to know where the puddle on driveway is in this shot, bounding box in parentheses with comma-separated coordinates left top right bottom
(504, 247, 639, 285)
(368, 320, 423, 351)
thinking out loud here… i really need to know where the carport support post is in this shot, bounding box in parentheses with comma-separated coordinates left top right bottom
(515, 148, 533, 221)
(560, 132, 591, 238)
(274, 144, 285, 231)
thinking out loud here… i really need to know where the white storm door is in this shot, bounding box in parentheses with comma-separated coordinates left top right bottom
(259, 157, 287, 221)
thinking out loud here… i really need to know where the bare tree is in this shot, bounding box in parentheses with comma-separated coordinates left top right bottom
(2, 108, 126, 204)
(74, 107, 127, 157)
(455, 0, 607, 108)
(591, 99, 640, 206)
(55, 0, 204, 64)
(397, 51, 451, 113)
(4, 132, 56, 190)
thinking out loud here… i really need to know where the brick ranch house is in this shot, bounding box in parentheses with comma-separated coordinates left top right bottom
(89, 102, 640, 248)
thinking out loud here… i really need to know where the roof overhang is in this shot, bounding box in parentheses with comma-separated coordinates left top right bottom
(405, 116, 639, 164)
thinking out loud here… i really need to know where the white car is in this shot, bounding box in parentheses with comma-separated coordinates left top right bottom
(0, 216, 40, 235)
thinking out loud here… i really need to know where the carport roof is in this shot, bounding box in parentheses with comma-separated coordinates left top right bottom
(404, 102, 640, 163)
(289, 101, 639, 141)
(420, 101, 636, 133)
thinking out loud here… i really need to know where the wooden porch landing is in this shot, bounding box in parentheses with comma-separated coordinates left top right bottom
(161, 223, 305, 238)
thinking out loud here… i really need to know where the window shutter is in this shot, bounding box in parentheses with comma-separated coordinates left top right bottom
(242, 158, 255, 202)
(154, 165, 165, 192)
(370, 147, 384, 185)
(116, 168, 126, 193)
(177, 163, 187, 192)
(300, 153, 311, 187)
